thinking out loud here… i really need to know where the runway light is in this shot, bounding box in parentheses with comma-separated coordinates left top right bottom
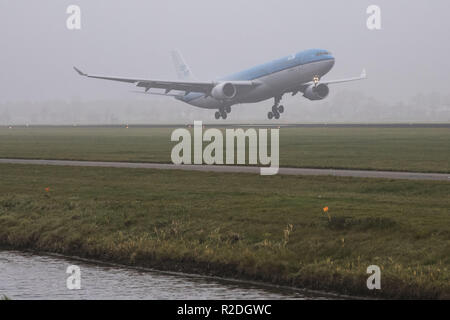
(45, 187, 50, 192)
(323, 206, 329, 213)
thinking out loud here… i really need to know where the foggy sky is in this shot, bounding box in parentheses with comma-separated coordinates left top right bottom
(1, 0, 450, 123)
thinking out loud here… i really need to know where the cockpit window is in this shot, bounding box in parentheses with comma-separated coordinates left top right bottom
(316, 51, 331, 56)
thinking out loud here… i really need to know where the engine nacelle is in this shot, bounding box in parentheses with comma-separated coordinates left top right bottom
(303, 83, 329, 101)
(211, 82, 237, 100)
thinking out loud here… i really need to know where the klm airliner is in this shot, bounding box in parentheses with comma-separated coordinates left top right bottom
(74, 49, 366, 120)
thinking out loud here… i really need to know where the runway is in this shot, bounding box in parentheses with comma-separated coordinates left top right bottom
(1, 158, 448, 181)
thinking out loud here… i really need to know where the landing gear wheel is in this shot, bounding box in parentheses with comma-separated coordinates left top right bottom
(268, 112, 274, 120)
(278, 105, 284, 113)
(274, 111, 280, 119)
(272, 105, 279, 113)
(225, 106, 231, 113)
(215, 111, 221, 120)
(221, 111, 227, 119)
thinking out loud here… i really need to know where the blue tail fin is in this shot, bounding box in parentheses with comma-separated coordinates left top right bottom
(171, 49, 195, 80)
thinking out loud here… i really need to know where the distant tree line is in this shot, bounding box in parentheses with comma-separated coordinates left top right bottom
(0, 91, 449, 125)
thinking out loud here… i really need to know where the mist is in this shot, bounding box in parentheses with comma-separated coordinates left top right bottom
(1, 0, 449, 124)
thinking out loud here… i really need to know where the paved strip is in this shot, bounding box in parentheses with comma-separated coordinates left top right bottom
(0, 159, 448, 181)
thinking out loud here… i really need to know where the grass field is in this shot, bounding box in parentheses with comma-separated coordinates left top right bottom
(0, 126, 449, 173)
(0, 164, 448, 298)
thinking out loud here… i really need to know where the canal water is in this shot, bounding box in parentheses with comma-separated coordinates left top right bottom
(0, 251, 331, 300)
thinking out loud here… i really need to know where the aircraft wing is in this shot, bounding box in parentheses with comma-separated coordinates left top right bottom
(293, 69, 367, 94)
(321, 68, 367, 85)
(73, 67, 259, 95)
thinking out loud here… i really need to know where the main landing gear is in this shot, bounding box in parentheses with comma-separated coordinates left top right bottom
(267, 96, 284, 120)
(215, 105, 231, 119)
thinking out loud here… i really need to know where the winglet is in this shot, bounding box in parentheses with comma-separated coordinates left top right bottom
(73, 66, 87, 76)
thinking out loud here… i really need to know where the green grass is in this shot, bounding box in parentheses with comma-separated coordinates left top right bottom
(0, 164, 449, 298)
(0, 126, 449, 173)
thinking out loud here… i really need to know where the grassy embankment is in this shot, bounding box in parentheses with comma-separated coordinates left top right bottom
(0, 126, 449, 173)
(0, 164, 448, 298)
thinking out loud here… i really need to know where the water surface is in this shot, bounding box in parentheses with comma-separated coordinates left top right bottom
(0, 250, 330, 300)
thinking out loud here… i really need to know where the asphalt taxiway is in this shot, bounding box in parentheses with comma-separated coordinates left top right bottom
(0, 159, 448, 181)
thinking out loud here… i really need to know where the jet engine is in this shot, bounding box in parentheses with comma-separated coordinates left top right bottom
(303, 83, 329, 101)
(211, 82, 237, 100)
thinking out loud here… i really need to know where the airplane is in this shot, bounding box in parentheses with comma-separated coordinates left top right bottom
(74, 49, 366, 120)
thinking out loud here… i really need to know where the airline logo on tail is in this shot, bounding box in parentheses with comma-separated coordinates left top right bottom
(171, 50, 195, 80)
